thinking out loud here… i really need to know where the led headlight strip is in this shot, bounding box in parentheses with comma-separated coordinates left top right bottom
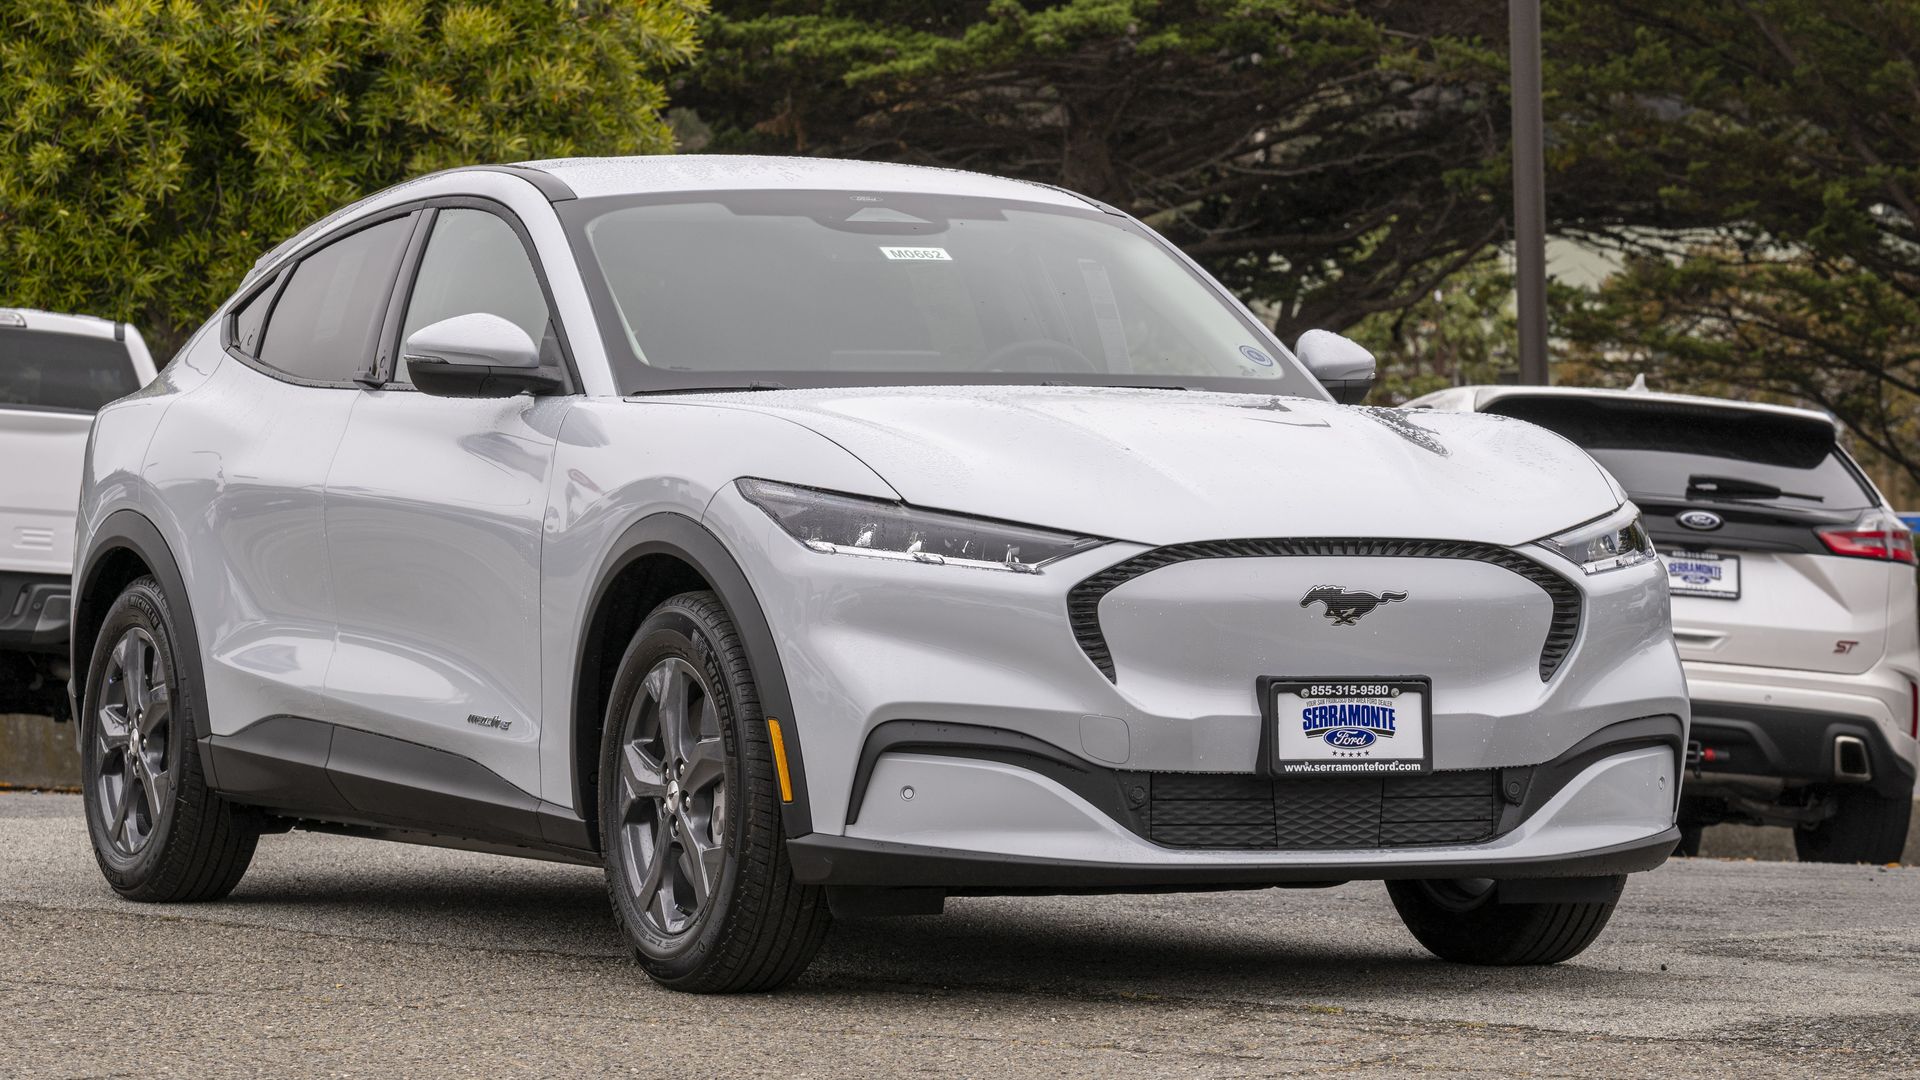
(1537, 502, 1657, 575)
(739, 479, 1103, 574)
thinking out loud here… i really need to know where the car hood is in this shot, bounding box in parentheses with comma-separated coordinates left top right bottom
(667, 386, 1620, 547)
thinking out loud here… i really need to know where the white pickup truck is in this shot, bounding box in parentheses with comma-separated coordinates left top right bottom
(1, 308, 156, 717)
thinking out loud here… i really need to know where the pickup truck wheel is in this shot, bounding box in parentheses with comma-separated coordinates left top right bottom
(80, 576, 257, 901)
(1793, 785, 1912, 864)
(1387, 877, 1618, 965)
(599, 591, 830, 993)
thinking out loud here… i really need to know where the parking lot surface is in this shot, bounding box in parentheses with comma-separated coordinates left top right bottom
(3, 792, 1916, 1078)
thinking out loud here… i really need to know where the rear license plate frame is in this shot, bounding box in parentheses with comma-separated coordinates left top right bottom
(1662, 549, 1741, 600)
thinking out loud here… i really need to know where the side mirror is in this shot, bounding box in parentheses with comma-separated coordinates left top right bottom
(1295, 329, 1376, 405)
(403, 313, 562, 398)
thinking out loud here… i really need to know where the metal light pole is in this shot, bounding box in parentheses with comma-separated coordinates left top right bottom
(1510, 0, 1550, 385)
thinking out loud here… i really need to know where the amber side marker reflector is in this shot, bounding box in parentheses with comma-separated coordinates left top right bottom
(767, 717, 794, 802)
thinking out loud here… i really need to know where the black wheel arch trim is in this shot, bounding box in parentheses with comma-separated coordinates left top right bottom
(573, 512, 814, 840)
(72, 510, 217, 784)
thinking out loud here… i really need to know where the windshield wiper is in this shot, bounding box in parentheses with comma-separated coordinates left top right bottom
(1686, 473, 1825, 503)
(627, 380, 790, 396)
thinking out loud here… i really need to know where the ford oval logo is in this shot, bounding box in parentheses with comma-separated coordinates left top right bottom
(1678, 510, 1724, 531)
(1323, 728, 1377, 749)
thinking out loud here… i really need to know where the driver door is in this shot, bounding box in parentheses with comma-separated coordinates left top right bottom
(321, 204, 575, 800)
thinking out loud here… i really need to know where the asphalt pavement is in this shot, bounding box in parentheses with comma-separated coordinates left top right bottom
(3, 793, 1917, 1078)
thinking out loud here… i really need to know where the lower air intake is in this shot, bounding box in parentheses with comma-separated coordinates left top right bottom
(1139, 769, 1500, 850)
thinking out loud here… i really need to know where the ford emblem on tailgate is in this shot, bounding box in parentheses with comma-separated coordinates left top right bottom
(1678, 510, 1723, 531)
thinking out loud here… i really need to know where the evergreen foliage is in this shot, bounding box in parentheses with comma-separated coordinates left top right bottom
(0, 0, 703, 351)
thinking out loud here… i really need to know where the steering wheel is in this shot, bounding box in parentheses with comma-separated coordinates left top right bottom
(978, 338, 1098, 373)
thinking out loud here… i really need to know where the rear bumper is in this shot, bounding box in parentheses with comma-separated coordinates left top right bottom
(1685, 701, 1917, 799)
(1684, 661, 1919, 799)
(0, 571, 70, 653)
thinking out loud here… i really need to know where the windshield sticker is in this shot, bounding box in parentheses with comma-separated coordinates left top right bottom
(880, 246, 952, 261)
(1239, 345, 1274, 367)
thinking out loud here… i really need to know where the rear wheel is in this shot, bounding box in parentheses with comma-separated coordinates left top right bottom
(1794, 786, 1912, 864)
(80, 576, 257, 901)
(598, 591, 830, 992)
(1387, 877, 1619, 965)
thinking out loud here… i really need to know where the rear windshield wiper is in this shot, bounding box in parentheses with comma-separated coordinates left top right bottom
(1686, 474, 1825, 503)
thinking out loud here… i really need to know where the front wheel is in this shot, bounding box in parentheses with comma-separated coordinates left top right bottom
(598, 591, 830, 993)
(1387, 877, 1620, 965)
(1794, 786, 1912, 865)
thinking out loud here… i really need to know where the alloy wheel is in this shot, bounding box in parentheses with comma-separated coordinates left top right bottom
(94, 627, 174, 858)
(613, 657, 730, 938)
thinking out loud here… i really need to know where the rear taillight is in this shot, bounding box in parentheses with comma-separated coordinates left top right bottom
(1910, 681, 1918, 741)
(1817, 525, 1916, 564)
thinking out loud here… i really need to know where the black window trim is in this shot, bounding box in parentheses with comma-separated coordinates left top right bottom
(221, 208, 424, 390)
(372, 195, 582, 394)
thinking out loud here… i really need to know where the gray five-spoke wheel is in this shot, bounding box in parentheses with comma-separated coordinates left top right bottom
(614, 657, 730, 938)
(93, 627, 173, 858)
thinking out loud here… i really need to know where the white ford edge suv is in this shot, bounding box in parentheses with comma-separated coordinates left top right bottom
(0, 308, 156, 717)
(1410, 385, 1917, 864)
(74, 157, 1686, 992)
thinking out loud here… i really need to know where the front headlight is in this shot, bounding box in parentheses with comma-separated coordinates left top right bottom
(1538, 503, 1657, 575)
(738, 479, 1104, 574)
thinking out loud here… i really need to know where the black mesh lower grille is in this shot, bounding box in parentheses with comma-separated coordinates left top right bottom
(1138, 769, 1500, 850)
(1066, 538, 1581, 683)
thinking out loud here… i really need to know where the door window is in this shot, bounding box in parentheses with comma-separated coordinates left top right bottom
(255, 216, 414, 384)
(396, 209, 554, 384)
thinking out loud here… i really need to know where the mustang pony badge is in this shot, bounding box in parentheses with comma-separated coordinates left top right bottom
(1300, 585, 1408, 626)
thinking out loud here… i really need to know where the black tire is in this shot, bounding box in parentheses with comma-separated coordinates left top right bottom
(598, 590, 830, 992)
(1793, 786, 1912, 864)
(1387, 877, 1619, 965)
(1674, 823, 1703, 857)
(80, 576, 257, 901)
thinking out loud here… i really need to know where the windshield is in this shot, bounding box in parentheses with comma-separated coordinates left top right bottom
(1487, 396, 1877, 511)
(562, 190, 1321, 396)
(0, 329, 141, 413)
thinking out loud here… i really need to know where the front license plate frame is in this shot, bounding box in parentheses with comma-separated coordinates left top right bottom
(1258, 675, 1433, 777)
(1662, 549, 1741, 600)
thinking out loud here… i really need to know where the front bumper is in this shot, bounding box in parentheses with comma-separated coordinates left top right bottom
(0, 571, 70, 653)
(704, 485, 1688, 879)
(793, 718, 1682, 888)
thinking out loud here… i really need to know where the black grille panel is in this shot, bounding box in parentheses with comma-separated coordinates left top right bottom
(1066, 538, 1581, 683)
(1140, 770, 1500, 851)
